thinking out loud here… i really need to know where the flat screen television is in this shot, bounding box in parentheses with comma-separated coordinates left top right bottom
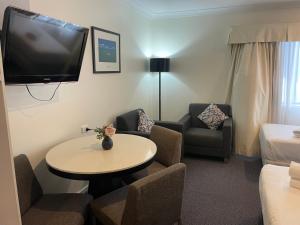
(1, 7, 89, 84)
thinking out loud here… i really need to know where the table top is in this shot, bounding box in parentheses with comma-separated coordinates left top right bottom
(46, 134, 157, 176)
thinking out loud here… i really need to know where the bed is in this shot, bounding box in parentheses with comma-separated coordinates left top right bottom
(259, 164, 300, 225)
(259, 123, 300, 166)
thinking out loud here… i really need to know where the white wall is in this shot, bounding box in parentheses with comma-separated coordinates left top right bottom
(0, 0, 29, 25)
(150, 6, 300, 121)
(2, 0, 155, 193)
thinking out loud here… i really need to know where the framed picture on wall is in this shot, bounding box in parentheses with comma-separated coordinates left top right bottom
(91, 26, 121, 73)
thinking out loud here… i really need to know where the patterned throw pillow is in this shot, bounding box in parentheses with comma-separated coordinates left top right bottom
(197, 104, 229, 130)
(138, 110, 154, 133)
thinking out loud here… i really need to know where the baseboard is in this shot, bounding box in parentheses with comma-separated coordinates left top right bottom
(78, 185, 88, 193)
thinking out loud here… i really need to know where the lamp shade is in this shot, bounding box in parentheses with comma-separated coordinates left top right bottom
(150, 58, 170, 72)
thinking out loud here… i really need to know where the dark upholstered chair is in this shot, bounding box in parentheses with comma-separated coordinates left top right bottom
(14, 154, 93, 225)
(91, 163, 186, 225)
(124, 125, 182, 183)
(179, 103, 233, 160)
(116, 109, 183, 138)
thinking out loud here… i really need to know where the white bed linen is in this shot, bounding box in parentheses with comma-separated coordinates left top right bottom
(259, 124, 300, 166)
(259, 164, 300, 225)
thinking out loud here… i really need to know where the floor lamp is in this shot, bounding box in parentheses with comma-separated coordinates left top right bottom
(150, 58, 170, 121)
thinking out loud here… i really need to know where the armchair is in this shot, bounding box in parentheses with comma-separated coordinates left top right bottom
(116, 109, 183, 138)
(14, 154, 92, 225)
(179, 103, 233, 161)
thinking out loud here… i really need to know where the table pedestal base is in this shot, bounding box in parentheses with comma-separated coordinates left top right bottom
(88, 177, 123, 198)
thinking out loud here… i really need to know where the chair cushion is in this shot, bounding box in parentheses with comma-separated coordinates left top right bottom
(123, 161, 167, 184)
(184, 127, 223, 147)
(22, 193, 93, 225)
(91, 186, 128, 225)
(133, 161, 167, 180)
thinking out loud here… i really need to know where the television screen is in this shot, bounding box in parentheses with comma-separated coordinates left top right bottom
(1, 7, 89, 84)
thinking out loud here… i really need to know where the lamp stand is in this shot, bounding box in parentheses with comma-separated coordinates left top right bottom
(159, 71, 161, 121)
(150, 57, 169, 121)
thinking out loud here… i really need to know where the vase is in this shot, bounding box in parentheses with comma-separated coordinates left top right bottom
(102, 135, 113, 150)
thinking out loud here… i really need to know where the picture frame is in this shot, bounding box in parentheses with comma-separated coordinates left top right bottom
(91, 26, 121, 73)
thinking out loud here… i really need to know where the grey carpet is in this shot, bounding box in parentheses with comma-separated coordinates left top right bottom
(181, 156, 263, 225)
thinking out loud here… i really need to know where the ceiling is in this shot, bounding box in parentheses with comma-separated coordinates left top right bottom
(128, 0, 300, 17)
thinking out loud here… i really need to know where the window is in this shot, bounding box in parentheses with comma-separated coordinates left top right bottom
(280, 42, 300, 105)
(275, 42, 300, 125)
(295, 73, 300, 104)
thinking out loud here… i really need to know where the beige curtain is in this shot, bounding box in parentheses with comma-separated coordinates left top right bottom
(229, 22, 300, 44)
(226, 43, 278, 156)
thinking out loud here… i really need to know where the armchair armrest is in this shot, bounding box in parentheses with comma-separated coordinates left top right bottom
(116, 130, 150, 139)
(154, 120, 183, 134)
(222, 117, 233, 158)
(178, 114, 191, 132)
(223, 117, 233, 131)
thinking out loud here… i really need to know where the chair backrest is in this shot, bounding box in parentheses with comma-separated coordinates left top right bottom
(14, 154, 43, 216)
(189, 103, 232, 128)
(116, 109, 143, 131)
(150, 125, 182, 167)
(122, 163, 186, 225)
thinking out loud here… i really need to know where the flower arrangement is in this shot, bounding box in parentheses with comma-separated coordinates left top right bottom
(94, 124, 116, 140)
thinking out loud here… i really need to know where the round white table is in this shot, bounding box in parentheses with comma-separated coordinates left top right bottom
(46, 134, 157, 196)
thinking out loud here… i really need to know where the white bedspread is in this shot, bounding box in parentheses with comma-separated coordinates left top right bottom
(260, 164, 300, 225)
(259, 124, 300, 166)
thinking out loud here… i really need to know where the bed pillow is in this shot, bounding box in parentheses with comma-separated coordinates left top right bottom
(197, 104, 228, 130)
(138, 110, 154, 133)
